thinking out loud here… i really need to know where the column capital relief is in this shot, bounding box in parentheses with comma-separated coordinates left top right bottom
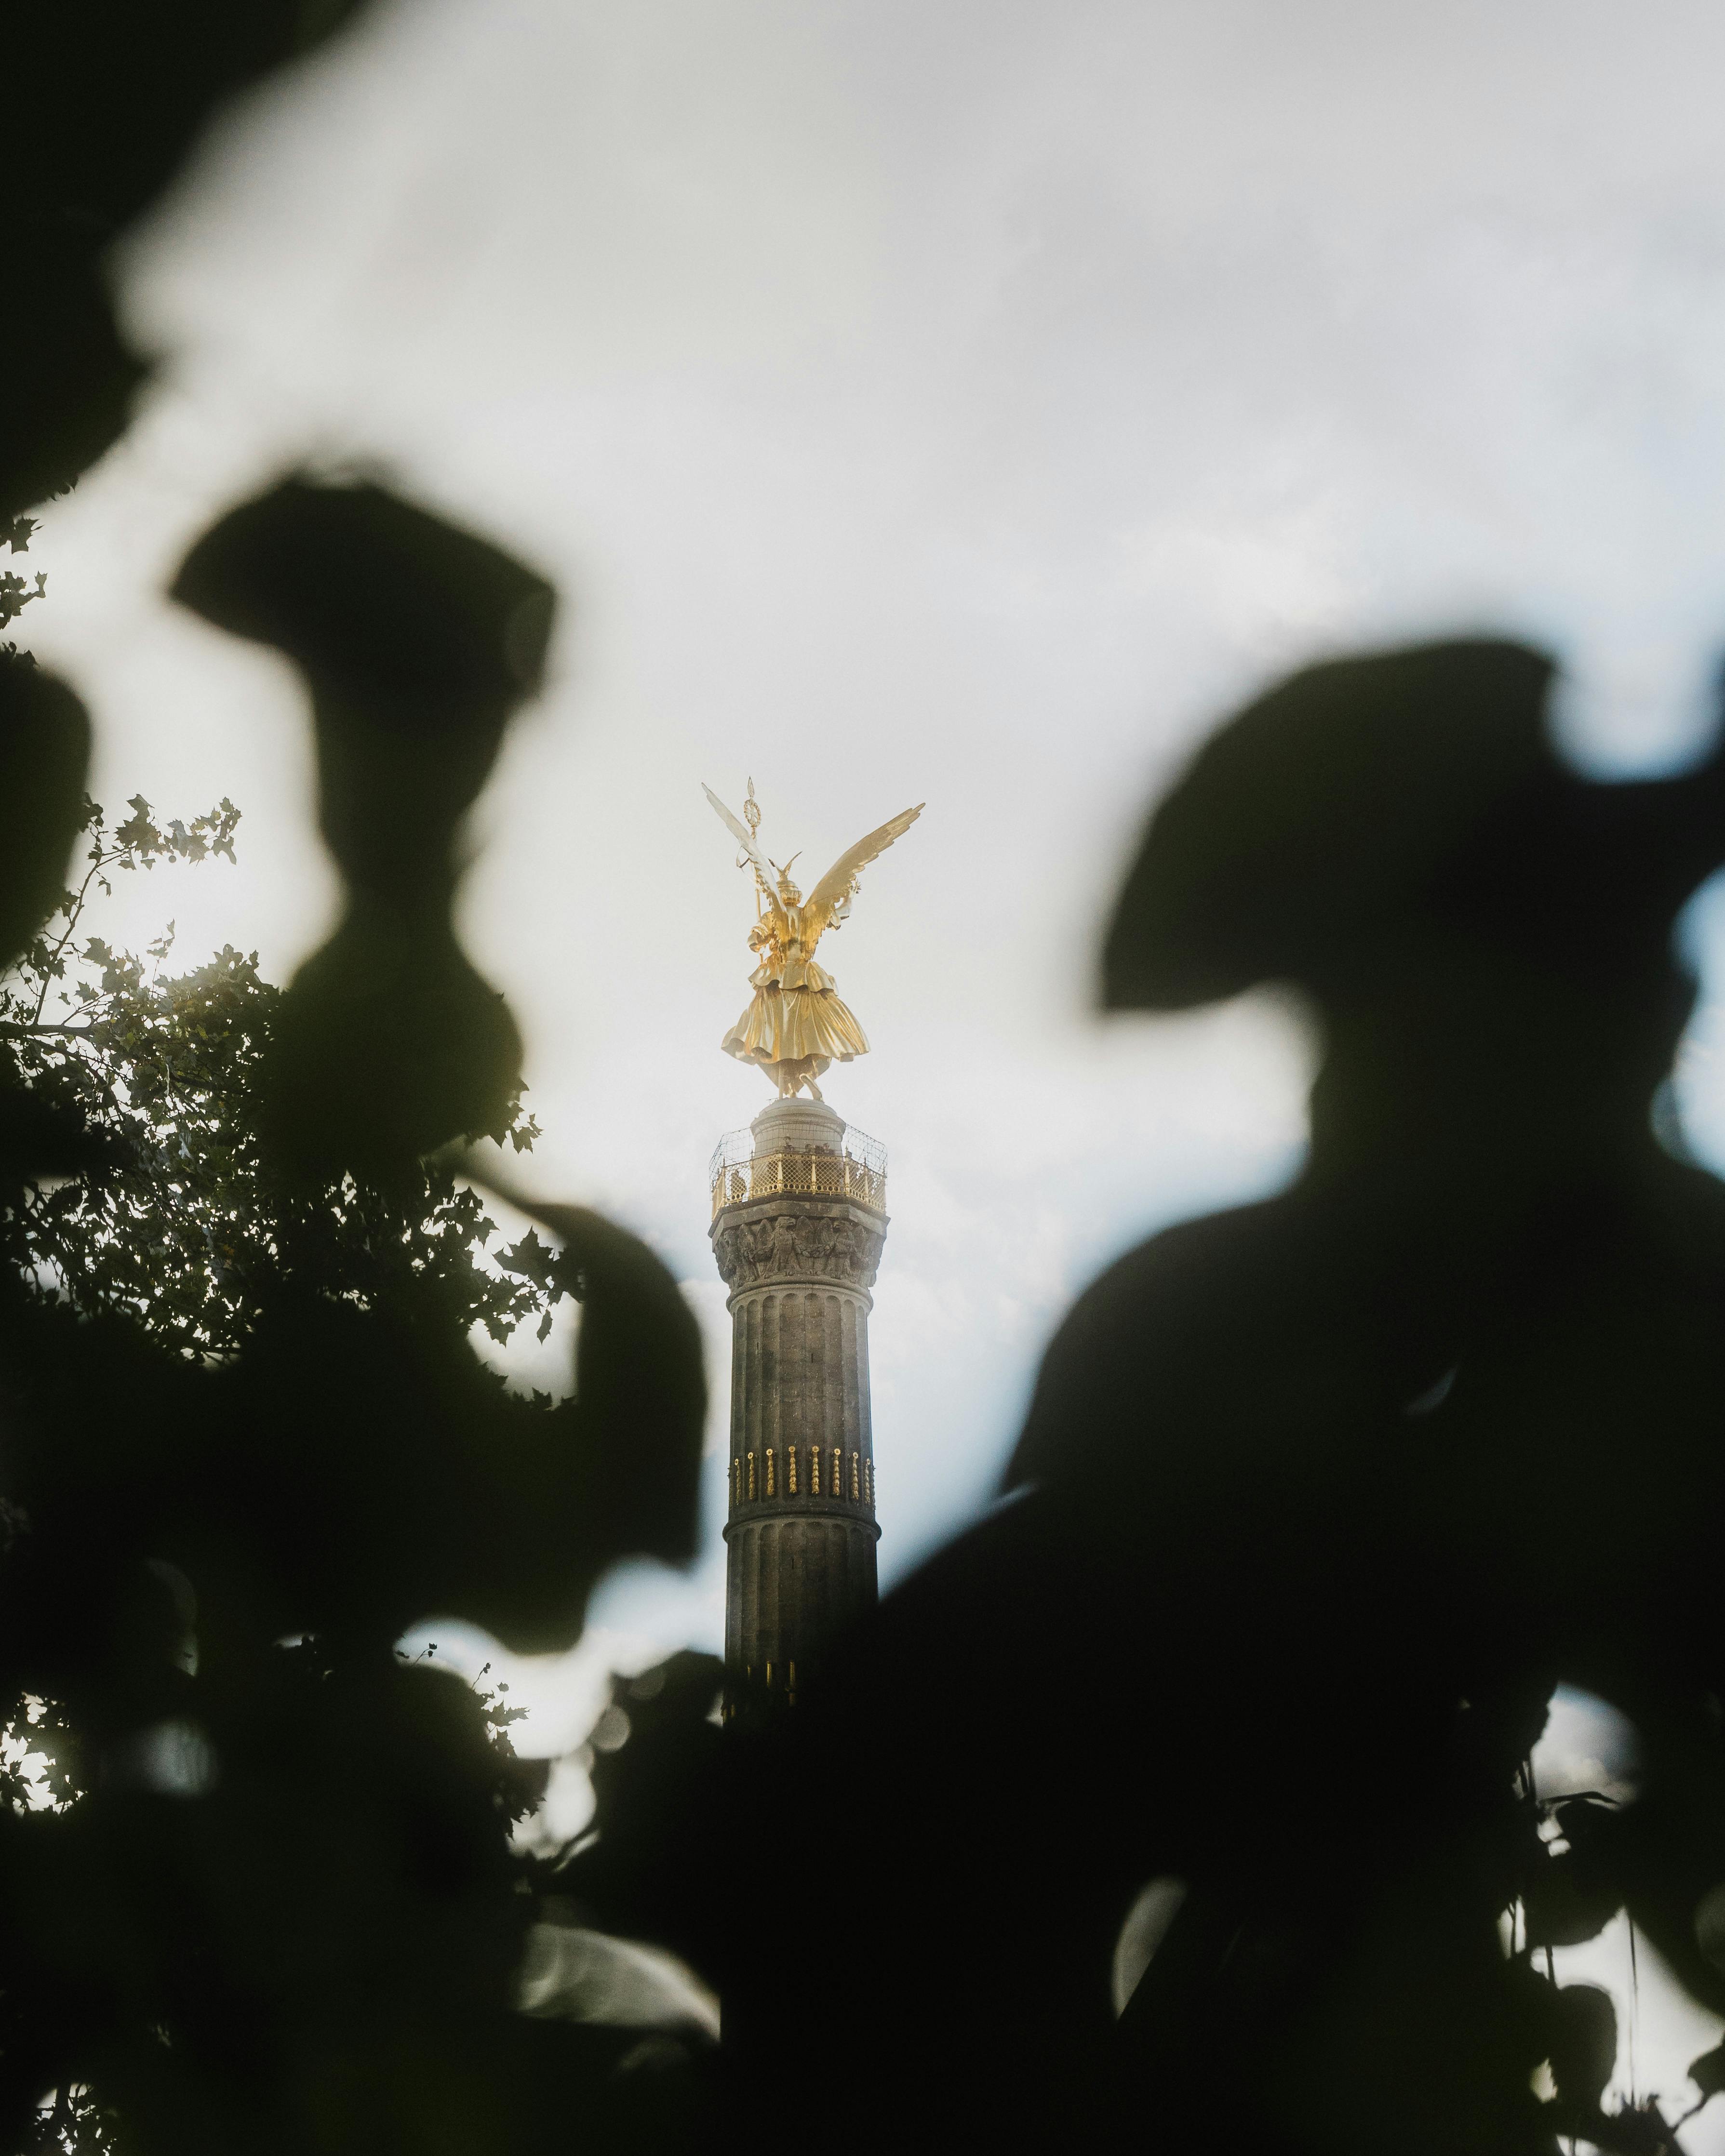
(711, 1202, 885, 1293)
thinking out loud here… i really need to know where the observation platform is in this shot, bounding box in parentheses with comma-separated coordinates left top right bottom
(709, 1106, 887, 1221)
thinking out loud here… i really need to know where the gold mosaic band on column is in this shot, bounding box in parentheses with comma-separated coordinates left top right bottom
(728, 1440, 875, 1512)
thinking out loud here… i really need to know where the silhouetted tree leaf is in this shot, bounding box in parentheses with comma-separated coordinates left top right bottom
(2, 2, 374, 519)
(1544, 1980, 1617, 2116)
(1524, 1844, 1623, 1950)
(1690, 2040, 1725, 2100)
(0, 659, 89, 976)
(171, 477, 556, 1177)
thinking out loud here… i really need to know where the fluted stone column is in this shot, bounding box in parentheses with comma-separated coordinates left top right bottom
(711, 1096, 886, 1714)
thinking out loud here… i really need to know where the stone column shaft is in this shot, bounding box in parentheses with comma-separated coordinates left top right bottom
(711, 1104, 886, 1711)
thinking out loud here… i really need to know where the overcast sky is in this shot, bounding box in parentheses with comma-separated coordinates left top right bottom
(25, 0, 1725, 2116)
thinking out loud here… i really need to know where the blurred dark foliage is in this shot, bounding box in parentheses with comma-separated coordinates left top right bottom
(700, 639, 1725, 2155)
(172, 478, 555, 1178)
(559, 1653, 728, 1965)
(3, 0, 373, 524)
(0, 15, 706, 2146)
(10, 11, 1725, 2154)
(0, 557, 706, 2141)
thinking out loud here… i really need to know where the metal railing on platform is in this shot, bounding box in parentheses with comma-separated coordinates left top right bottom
(709, 1124, 887, 1219)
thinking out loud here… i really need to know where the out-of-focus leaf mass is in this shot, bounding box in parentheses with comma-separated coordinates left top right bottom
(708, 642, 1725, 2156)
(171, 476, 555, 1178)
(0, 17, 708, 2148)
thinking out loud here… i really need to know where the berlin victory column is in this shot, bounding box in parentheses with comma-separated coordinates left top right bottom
(703, 780, 922, 1717)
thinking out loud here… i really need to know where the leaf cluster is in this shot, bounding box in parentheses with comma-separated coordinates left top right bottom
(0, 514, 44, 664)
(0, 797, 568, 1360)
(0, 569, 45, 637)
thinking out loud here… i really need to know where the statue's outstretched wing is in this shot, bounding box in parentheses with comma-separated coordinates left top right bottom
(704, 785, 774, 893)
(807, 803, 924, 929)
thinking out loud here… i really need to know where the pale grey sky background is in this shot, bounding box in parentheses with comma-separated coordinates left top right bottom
(24, 0, 1725, 2121)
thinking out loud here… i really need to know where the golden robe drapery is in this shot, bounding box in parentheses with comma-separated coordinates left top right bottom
(721, 899, 869, 1076)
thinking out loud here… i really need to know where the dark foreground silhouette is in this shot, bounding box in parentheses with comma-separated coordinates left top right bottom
(1, 22, 708, 2151)
(694, 641, 1725, 2156)
(7, 17, 1725, 2156)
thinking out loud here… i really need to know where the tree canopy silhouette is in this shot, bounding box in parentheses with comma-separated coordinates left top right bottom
(0, 791, 563, 1359)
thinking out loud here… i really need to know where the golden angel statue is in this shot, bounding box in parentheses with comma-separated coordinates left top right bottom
(704, 779, 923, 1099)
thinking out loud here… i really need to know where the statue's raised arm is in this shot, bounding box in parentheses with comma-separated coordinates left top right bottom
(703, 783, 776, 907)
(804, 802, 924, 942)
